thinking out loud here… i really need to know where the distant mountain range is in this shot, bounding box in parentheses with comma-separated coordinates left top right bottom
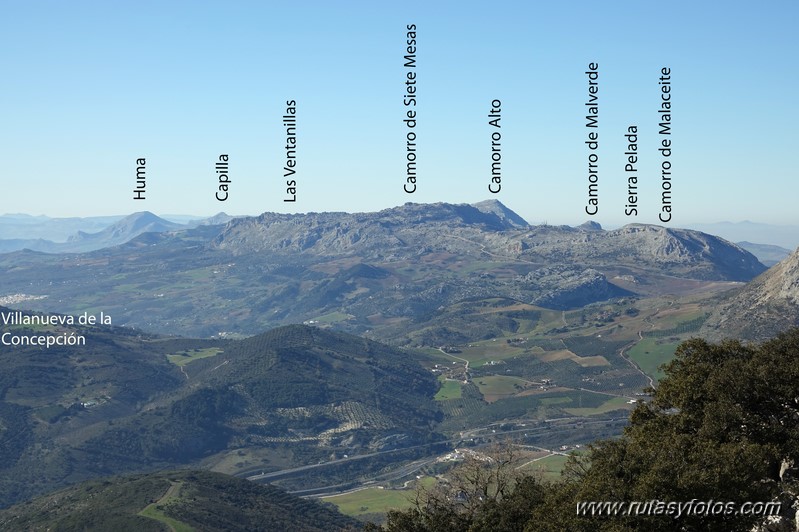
(0, 213, 125, 241)
(0, 212, 235, 253)
(211, 202, 763, 281)
(1, 205, 790, 266)
(2, 207, 795, 255)
(734, 241, 792, 267)
(683, 220, 799, 250)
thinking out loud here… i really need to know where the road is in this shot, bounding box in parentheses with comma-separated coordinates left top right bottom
(245, 416, 629, 497)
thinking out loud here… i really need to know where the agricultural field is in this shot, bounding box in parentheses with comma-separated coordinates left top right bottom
(474, 375, 536, 402)
(434, 377, 463, 401)
(537, 349, 609, 368)
(436, 384, 488, 429)
(166, 348, 223, 367)
(307, 311, 354, 325)
(324, 477, 436, 517)
(454, 342, 527, 367)
(563, 395, 634, 416)
(519, 453, 575, 482)
(644, 304, 706, 333)
(626, 338, 679, 382)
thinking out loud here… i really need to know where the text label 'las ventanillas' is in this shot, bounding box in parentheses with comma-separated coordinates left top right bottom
(284, 100, 297, 202)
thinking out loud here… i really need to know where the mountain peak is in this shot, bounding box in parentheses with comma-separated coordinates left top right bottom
(470, 199, 529, 228)
(201, 212, 235, 225)
(123, 211, 173, 228)
(577, 221, 603, 231)
(66, 212, 183, 248)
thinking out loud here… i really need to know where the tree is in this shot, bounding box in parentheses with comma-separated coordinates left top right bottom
(373, 443, 544, 532)
(533, 331, 799, 531)
(371, 330, 799, 531)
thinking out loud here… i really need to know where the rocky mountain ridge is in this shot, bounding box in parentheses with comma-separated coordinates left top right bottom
(212, 203, 764, 281)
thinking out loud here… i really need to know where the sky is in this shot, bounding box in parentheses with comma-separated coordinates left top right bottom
(1, 0, 796, 227)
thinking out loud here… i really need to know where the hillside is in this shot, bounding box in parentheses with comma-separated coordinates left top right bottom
(0, 314, 440, 508)
(0, 470, 360, 531)
(79, 325, 441, 472)
(702, 246, 799, 341)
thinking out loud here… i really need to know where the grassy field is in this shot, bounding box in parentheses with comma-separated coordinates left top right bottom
(646, 305, 705, 331)
(564, 395, 633, 416)
(538, 396, 572, 406)
(532, 309, 566, 333)
(324, 477, 436, 516)
(474, 375, 534, 402)
(538, 349, 609, 368)
(308, 311, 354, 324)
(519, 453, 572, 482)
(455, 342, 527, 367)
(435, 377, 463, 401)
(34, 404, 68, 423)
(166, 348, 223, 367)
(626, 338, 679, 382)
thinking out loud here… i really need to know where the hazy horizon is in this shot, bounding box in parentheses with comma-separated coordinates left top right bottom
(3, 200, 799, 250)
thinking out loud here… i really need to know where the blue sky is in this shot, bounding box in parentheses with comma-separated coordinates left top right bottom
(1, 0, 796, 226)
